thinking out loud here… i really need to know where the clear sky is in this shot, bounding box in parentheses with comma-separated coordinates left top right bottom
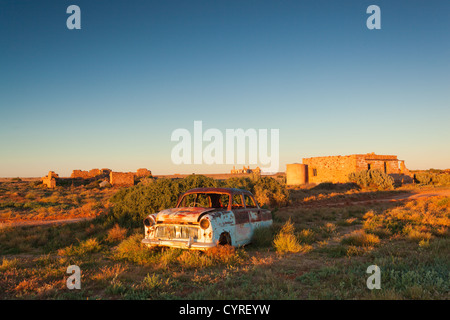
(0, 0, 449, 177)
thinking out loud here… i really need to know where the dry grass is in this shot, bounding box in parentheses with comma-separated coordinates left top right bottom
(57, 238, 102, 257)
(0, 180, 115, 222)
(91, 264, 128, 282)
(106, 224, 128, 243)
(273, 220, 313, 254)
(341, 230, 381, 247)
(0, 257, 19, 272)
(363, 196, 449, 242)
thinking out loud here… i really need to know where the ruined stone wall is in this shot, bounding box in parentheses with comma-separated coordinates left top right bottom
(71, 168, 110, 179)
(136, 168, 152, 177)
(71, 170, 93, 179)
(302, 155, 358, 184)
(110, 172, 135, 187)
(89, 169, 102, 177)
(302, 153, 405, 184)
(400, 161, 410, 175)
(41, 171, 59, 189)
(356, 154, 400, 174)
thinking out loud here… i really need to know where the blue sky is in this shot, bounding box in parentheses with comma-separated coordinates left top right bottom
(0, 0, 449, 177)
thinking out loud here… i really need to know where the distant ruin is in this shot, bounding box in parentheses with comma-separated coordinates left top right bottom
(109, 172, 136, 187)
(40, 168, 152, 188)
(41, 171, 59, 189)
(287, 153, 412, 185)
(230, 166, 261, 174)
(71, 168, 111, 179)
(136, 168, 152, 178)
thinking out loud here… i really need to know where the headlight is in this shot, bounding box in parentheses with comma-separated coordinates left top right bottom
(200, 218, 210, 230)
(144, 216, 155, 227)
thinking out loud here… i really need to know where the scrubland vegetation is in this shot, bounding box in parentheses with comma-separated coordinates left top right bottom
(413, 170, 450, 186)
(0, 175, 448, 300)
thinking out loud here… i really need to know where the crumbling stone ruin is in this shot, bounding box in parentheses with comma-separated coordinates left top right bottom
(41, 171, 59, 189)
(71, 168, 111, 179)
(110, 172, 136, 187)
(136, 168, 152, 177)
(287, 153, 412, 185)
(109, 168, 152, 187)
(39, 168, 151, 189)
(230, 166, 261, 174)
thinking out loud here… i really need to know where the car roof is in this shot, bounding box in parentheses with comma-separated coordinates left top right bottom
(182, 187, 252, 195)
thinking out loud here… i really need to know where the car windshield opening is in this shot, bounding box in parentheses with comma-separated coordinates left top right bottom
(179, 193, 230, 209)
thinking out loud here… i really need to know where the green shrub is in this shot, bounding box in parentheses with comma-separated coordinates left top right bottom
(414, 171, 450, 186)
(254, 176, 289, 207)
(109, 175, 217, 227)
(222, 177, 255, 191)
(437, 174, 450, 185)
(109, 174, 288, 227)
(348, 169, 394, 190)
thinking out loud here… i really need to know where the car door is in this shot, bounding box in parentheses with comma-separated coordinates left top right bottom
(245, 193, 271, 230)
(231, 192, 251, 245)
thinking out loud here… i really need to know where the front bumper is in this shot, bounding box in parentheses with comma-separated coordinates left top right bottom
(141, 238, 217, 250)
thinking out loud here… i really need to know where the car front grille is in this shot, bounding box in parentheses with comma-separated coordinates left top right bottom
(156, 225, 199, 240)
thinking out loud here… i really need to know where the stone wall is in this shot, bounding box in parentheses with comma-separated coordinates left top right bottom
(356, 153, 400, 174)
(301, 153, 406, 184)
(71, 170, 93, 179)
(136, 168, 152, 177)
(110, 172, 135, 187)
(303, 155, 358, 184)
(71, 168, 111, 179)
(70, 167, 150, 187)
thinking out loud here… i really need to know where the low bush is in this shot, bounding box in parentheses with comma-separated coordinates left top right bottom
(341, 231, 380, 247)
(109, 174, 289, 227)
(105, 224, 128, 243)
(58, 238, 102, 257)
(253, 177, 289, 207)
(348, 169, 394, 190)
(414, 171, 450, 185)
(273, 220, 312, 254)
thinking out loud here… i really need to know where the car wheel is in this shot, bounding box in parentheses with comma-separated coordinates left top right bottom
(218, 232, 231, 246)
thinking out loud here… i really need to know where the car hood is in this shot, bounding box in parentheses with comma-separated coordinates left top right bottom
(156, 207, 216, 224)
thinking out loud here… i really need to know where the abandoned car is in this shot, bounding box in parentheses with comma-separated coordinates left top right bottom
(141, 188, 272, 249)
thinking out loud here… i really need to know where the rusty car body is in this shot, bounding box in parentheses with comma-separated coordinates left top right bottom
(141, 187, 272, 250)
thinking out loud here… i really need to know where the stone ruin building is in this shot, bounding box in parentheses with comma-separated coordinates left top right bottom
(70, 168, 111, 179)
(40, 168, 152, 188)
(286, 152, 411, 186)
(41, 171, 59, 189)
(230, 166, 261, 174)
